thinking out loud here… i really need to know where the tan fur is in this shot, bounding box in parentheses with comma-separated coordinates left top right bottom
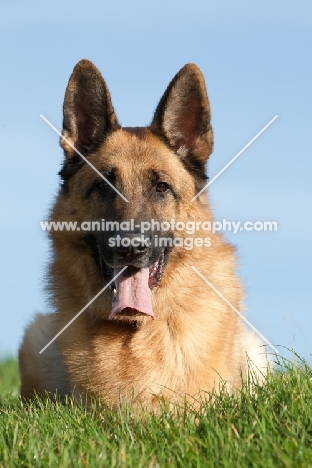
(19, 313, 70, 399)
(19, 61, 268, 410)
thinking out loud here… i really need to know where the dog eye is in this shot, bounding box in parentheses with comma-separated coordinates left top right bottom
(96, 181, 109, 192)
(156, 182, 170, 193)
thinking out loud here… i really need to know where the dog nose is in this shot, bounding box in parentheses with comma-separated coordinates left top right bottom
(113, 232, 151, 258)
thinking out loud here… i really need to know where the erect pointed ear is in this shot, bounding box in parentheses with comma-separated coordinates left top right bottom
(150, 64, 213, 171)
(61, 59, 120, 159)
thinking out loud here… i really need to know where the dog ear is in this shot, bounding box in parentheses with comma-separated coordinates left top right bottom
(61, 59, 120, 159)
(150, 64, 213, 169)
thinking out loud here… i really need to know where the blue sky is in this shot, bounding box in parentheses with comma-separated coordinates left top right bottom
(0, 0, 311, 362)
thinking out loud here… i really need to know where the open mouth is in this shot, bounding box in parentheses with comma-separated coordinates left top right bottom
(99, 250, 165, 320)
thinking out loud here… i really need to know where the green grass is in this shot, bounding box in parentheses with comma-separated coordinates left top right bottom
(0, 354, 311, 467)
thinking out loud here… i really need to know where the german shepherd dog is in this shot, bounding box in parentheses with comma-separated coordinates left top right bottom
(19, 60, 267, 409)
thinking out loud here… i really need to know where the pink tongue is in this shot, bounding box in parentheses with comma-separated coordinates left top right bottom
(109, 267, 155, 320)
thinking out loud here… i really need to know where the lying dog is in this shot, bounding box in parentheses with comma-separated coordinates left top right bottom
(19, 60, 267, 410)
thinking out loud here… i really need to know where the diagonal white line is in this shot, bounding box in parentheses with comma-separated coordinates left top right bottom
(40, 114, 129, 203)
(39, 266, 128, 354)
(191, 115, 278, 202)
(191, 266, 279, 354)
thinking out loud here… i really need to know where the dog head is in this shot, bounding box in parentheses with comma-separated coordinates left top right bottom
(53, 60, 213, 321)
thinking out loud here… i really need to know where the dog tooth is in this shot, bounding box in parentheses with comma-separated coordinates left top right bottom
(112, 288, 117, 304)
